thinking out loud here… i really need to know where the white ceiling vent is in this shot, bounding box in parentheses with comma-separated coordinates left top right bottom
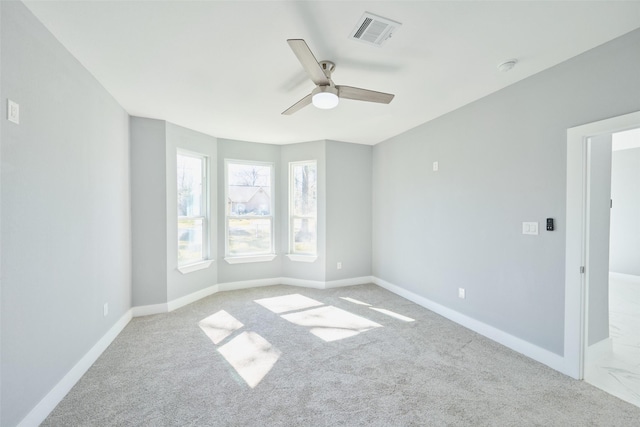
(350, 12, 402, 47)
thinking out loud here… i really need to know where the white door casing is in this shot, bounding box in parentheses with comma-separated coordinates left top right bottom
(564, 111, 640, 379)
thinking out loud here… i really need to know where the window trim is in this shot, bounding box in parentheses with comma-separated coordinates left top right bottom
(224, 159, 276, 262)
(178, 259, 214, 274)
(285, 254, 317, 263)
(288, 160, 318, 259)
(177, 149, 211, 269)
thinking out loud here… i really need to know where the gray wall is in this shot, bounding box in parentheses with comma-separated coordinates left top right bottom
(610, 147, 640, 276)
(131, 118, 168, 306)
(217, 139, 283, 283)
(1, 2, 131, 425)
(131, 118, 218, 305)
(326, 141, 372, 281)
(372, 28, 640, 355)
(280, 140, 327, 282)
(587, 135, 612, 346)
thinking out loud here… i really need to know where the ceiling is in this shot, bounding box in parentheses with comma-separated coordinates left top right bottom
(23, 1, 640, 145)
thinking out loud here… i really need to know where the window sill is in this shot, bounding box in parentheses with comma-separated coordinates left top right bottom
(224, 254, 277, 264)
(177, 259, 214, 275)
(286, 254, 318, 263)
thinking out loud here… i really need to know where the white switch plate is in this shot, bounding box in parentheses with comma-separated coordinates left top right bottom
(522, 222, 539, 235)
(7, 99, 19, 124)
(337, 262, 342, 270)
(103, 303, 109, 317)
(433, 161, 439, 171)
(458, 288, 465, 299)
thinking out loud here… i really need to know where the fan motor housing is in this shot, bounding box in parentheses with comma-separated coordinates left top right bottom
(318, 61, 335, 78)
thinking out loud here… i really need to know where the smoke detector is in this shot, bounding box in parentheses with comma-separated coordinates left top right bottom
(350, 12, 402, 47)
(497, 59, 518, 72)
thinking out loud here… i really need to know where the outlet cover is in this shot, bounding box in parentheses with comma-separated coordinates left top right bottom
(458, 288, 465, 299)
(103, 303, 109, 317)
(337, 262, 342, 270)
(7, 99, 19, 124)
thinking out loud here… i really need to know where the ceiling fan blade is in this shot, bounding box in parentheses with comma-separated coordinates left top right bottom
(287, 39, 330, 86)
(282, 93, 313, 115)
(337, 86, 395, 104)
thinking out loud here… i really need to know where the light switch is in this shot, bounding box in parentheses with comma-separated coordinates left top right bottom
(522, 222, 539, 235)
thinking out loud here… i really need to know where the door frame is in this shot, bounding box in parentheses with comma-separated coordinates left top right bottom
(564, 110, 640, 379)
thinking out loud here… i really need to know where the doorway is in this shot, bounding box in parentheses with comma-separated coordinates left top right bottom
(565, 112, 640, 407)
(583, 128, 640, 407)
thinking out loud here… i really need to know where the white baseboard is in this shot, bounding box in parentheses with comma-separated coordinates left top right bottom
(132, 276, 372, 317)
(325, 275, 373, 288)
(132, 285, 221, 317)
(609, 272, 640, 283)
(167, 284, 219, 312)
(131, 302, 168, 317)
(280, 277, 325, 288)
(218, 277, 282, 291)
(18, 310, 133, 427)
(372, 276, 568, 375)
(280, 275, 372, 289)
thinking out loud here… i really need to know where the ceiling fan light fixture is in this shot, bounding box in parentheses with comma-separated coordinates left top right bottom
(312, 86, 339, 109)
(282, 39, 394, 115)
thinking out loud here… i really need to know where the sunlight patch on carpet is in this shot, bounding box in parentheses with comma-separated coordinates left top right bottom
(217, 331, 281, 388)
(281, 305, 382, 342)
(198, 310, 244, 345)
(340, 297, 372, 306)
(255, 293, 323, 314)
(370, 307, 415, 322)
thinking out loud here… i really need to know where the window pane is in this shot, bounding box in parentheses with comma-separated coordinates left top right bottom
(178, 154, 203, 217)
(178, 218, 204, 265)
(227, 163, 271, 216)
(293, 163, 317, 216)
(228, 218, 272, 256)
(290, 161, 317, 256)
(293, 217, 317, 254)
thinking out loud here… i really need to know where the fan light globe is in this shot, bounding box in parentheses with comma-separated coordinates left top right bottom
(312, 91, 339, 109)
(311, 85, 339, 109)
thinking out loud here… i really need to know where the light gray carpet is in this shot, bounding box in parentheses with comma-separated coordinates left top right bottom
(43, 284, 640, 426)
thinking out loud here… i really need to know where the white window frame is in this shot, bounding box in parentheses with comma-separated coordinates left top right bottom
(287, 160, 318, 262)
(177, 150, 212, 273)
(224, 159, 276, 264)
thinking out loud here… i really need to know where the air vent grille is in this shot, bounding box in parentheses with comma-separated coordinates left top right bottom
(350, 12, 401, 47)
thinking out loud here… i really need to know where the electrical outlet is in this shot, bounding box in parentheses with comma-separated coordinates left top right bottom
(7, 99, 19, 124)
(458, 288, 465, 299)
(103, 303, 109, 317)
(433, 161, 439, 172)
(337, 262, 342, 270)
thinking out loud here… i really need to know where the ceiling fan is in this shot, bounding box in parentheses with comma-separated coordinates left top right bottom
(282, 39, 395, 115)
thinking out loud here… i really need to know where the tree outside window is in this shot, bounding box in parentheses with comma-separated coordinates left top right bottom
(177, 152, 208, 266)
(226, 161, 274, 257)
(290, 161, 317, 255)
